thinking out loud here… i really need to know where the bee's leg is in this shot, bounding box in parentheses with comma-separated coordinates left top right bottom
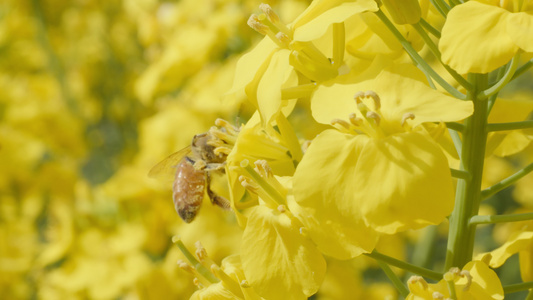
(205, 173, 231, 211)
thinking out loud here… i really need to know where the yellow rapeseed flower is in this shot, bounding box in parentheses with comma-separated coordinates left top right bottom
(293, 64, 473, 258)
(439, 0, 533, 73)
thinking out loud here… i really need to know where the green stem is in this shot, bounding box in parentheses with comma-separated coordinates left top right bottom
(412, 23, 471, 89)
(481, 161, 533, 200)
(410, 225, 438, 270)
(377, 260, 409, 298)
(487, 120, 533, 132)
(242, 162, 286, 207)
(526, 289, 533, 300)
(504, 282, 533, 294)
(450, 168, 470, 180)
(446, 122, 464, 132)
(448, 128, 463, 159)
(470, 212, 533, 226)
(478, 53, 520, 99)
(511, 58, 533, 82)
(430, 0, 450, 16)
(448, 0, 461, 7)
(375, 10, 466, 100)
(445, 74, 489, 269)
(366, 251, 442, 281)
(419, 18, 441, 38)
(172, 237, 220, 283)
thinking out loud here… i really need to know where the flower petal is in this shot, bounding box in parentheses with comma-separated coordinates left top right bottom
(293, 130, 379, 259)
(355, 132, 455, 233)
(439, 1, 518, 73)
(241, 205, 326, 300)
(506, 11, 533, 52)
(293, 0, 378, 41)
(257, 49, 295, 124)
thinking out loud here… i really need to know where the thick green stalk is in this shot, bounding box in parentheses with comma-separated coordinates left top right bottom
(445, 74, 489, 269)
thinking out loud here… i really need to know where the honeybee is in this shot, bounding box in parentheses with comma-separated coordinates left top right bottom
(149, 132, 231, 223)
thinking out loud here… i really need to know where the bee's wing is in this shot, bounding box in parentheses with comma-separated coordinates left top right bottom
(148, 147, 192, 181)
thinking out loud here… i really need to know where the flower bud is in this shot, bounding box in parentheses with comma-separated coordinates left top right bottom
(381, 0, 421, 25)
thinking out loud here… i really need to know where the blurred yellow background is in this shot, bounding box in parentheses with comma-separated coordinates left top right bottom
(0, 0, 312, 298)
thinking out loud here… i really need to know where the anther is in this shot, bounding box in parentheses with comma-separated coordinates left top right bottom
(331, 118, 351, 129)
(239, 175, 259, 191)
(364, 91, 381, 109)
(259, 3, 280, 25)
(195, 241, 208, 260)
(432, 292, 445, 299)
(366, 111, 381, 125)
(215, 118, 234, 130)
(460, 270, 472, 291)
(277, 205, 286, 213)
(240, 280, 251, 288)
(247, 14, 269, 35)
(194, 160, 207, 170)
(299, 227, 308, 237)
(193, 278, 202, 288)
(240, 159, 250, 168)
(408, 276, 429, 289)
(354, 91, 365, 103)
(177, 260, 193, 272)
(348, 113, 361, 126)
(276, 32, 290, 47)
(214, 146, 232, 156)
(401, 112, 415, 126)
(254, 160, 273, 178)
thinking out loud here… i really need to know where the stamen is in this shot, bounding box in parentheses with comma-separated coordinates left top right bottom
(432, 292, 445, 299)
(460, 270, 472, 291)
(259, 3, 280, 25)
(366, 111, 381, 125)
(408, 276, 429, 290)
(331, 118, 351, 129)
(299, 227, 308, 237)
(348, 113, 361, 126)
(444, 268, 460, 300)
(302, 140, 311, 152)
(276, 32, 290, 47)
(195, 241, 208, 260)
(177, 260, 194, 273)
(195, 241, 217, 269)
(193, 160, 207, 170)
(193, 278, 203, 289)
(354, 91, 365, 103)
(214, 146, 232, 156)
(401, 112, 416, 126)
(209, 127, 238, 145)
(239, 175, 259, 192)
(240, 280, 251, 288)
(254, 160, 273, 178)
(211, 264, 243, 296)
(215, 118, 239, 134)
(277, 205, 286, 213)
(364, 91, 381, 109)
(247, 14, 269, 35)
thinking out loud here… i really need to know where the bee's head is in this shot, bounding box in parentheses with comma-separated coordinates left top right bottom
(191, 133, 226, 164)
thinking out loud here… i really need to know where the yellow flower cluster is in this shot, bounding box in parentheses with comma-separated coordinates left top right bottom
(2, 0, 533, 299)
